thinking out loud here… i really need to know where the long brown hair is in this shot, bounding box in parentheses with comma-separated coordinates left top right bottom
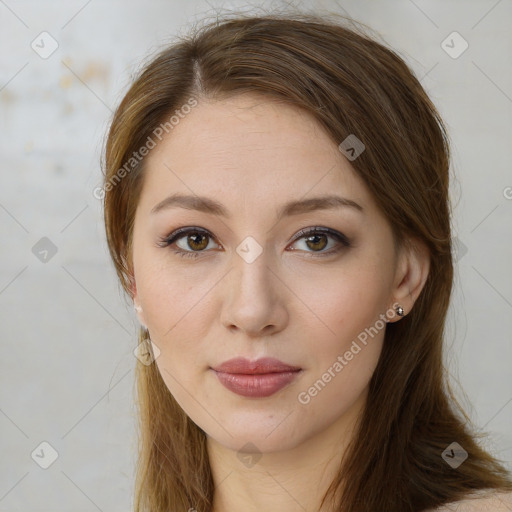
(101, 10, 512, 512)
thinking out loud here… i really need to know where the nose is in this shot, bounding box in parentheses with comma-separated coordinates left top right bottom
(219, 246, 288, 338)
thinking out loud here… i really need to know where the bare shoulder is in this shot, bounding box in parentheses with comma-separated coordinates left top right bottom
(428, 490, 512, 512)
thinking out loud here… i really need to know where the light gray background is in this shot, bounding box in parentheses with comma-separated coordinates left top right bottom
(1, 0, 511, 510)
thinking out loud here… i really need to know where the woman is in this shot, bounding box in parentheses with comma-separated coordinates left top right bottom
(101, 11, 512, 512)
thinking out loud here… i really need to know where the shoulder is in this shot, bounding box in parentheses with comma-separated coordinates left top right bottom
(427, 490, 512, 512)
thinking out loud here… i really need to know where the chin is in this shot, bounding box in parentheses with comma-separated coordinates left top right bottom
(209, 426, 302, 454)
(201, 405, 308, 452)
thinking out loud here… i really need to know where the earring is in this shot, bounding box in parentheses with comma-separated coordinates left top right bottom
(396, 305, 405, 317)
(134, 303, 143, 313)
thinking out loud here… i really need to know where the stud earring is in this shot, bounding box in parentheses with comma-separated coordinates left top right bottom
(134, 303, 143, 313)
(396, 305, 404, 317)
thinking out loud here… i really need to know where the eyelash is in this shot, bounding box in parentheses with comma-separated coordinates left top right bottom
(156, 226, 351, 260)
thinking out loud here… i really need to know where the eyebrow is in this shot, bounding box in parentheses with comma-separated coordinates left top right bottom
(150, 193, 363, 219)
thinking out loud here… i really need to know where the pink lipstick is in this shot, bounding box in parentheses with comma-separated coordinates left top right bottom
(211, 357, 302, 398)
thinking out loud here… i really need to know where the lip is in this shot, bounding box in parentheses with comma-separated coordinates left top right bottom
(212, 357, 301, 374)
(211, 357, 302, 398)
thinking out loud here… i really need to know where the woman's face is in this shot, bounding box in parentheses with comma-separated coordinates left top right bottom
(131, 93, 405, 453)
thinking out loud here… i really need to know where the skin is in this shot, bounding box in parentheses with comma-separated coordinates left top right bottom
(130, 93, 430, 512)
(428, 491, 512, 512)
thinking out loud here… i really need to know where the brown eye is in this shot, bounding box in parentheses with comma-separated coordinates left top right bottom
(157, 227, 219, 259)
(304, 233, 328, 251)
(289, 227, 350, 257)
(185, 232, 210, 251)
(157, 226, 350, 260)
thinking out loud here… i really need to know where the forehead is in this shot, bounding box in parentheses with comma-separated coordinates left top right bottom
(139, 94, 373, 216)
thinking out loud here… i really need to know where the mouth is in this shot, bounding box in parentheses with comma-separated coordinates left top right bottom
(210, 357, 302, 398)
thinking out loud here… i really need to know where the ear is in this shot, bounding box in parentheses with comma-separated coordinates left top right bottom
(129, 274, 147, 328)
(388, 237, 430, 322)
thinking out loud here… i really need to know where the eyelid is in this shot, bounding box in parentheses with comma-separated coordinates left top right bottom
(292, 226, 350, 247)
(157, 226, 214, 248)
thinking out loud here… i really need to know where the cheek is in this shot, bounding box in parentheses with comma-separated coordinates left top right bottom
(291, 262, 389, 400)
(137, 265, 220, 401)
(291, 260, 390, 344)
(296, 274, 386, 417)
(135, 255, 211, 336)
